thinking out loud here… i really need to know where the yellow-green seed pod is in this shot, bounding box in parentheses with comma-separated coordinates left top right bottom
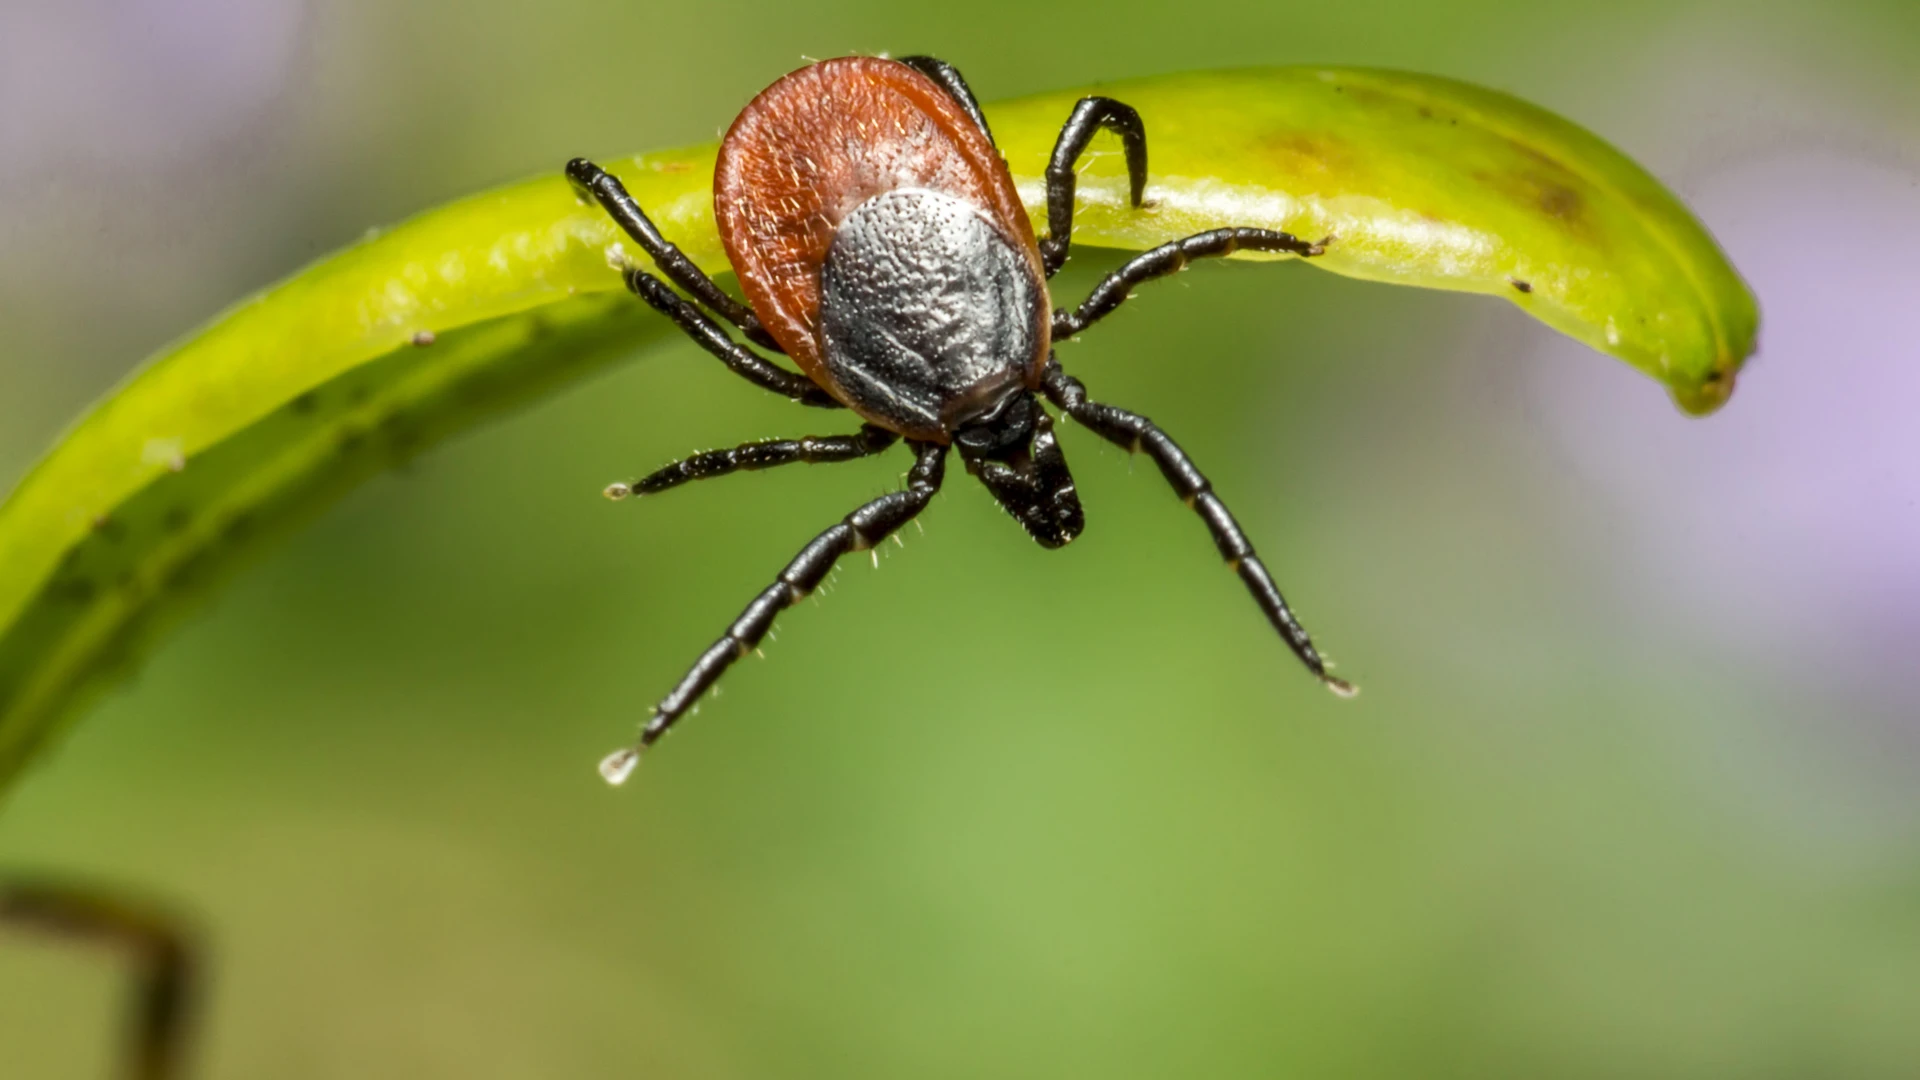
(0, 66, 1758, 793)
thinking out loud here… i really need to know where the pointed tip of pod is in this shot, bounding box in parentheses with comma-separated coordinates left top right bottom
(599, 748, 640, 786)
(1670, 363, 1739, 417)
(1323, 676, 1359, 699)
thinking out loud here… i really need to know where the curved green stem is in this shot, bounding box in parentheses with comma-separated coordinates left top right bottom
(0, 65, 1758, 795)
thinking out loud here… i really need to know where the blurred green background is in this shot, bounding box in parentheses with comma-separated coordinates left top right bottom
(3, 0, 1917, 1076)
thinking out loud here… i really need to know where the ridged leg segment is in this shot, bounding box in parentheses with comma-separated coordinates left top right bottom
(1042, 363, 1352, 696)
(1054, 228, 1326, 338)
(897, 55, 997, 147)
(600, 441, 950, 784)
(1040, 96, 1149, 278)
(606, 425, 900, 499)
(619, 269, 840, 407)
(566, 157, 785, 352)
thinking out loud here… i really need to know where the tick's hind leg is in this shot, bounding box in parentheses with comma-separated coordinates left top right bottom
(599, 441, 950, 784)
(1054, 228, 1327, 339)
(898, 55, 996, 147)
(619, 267, 840, 408)
(2, 877, 199, 1080)
(1040, 96, 1149, 277)
(572, 157, 835, 408)
(567, 157, 782, 352)
(1041, 363, 1353, 695)
(604, 424, 899, 500)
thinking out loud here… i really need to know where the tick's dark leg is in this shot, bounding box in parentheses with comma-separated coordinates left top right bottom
(621, 268, 840, 408)
(1054, 228, 1328, 338)
(898, 55, 996, 147)
(1041, 97, 1149, 278)
(599, 441, 950, 784)
(566, 157, 783, 353)
(2, 878, 198, 1080)
(604, 424, 899, 499)
(1041, 363, 1353, 696)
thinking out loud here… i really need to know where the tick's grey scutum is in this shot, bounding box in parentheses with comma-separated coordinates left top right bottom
(818, 187, 1044, 436)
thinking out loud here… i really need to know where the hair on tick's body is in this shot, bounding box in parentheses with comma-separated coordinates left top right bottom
(570, 55, 1350, 784)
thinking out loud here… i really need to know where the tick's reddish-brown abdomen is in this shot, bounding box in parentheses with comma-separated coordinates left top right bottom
(714, 57, 1048, 435)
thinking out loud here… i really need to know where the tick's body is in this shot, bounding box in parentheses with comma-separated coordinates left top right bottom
(570, 56, 1350, 783)
(717, 58, 1050, 439)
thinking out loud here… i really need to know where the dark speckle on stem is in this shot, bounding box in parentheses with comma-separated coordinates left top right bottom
(1511, 278, 1534, 293)
(1538, 184, 1582, 221)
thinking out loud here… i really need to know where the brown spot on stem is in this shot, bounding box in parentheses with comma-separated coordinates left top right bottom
(1259, 131, 1352, 178)
(1473, 166, 1592, 236)
(1538, 183, 1582, 221)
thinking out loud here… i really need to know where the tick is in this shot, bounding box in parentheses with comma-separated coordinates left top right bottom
(571, 55, 1351, 785)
